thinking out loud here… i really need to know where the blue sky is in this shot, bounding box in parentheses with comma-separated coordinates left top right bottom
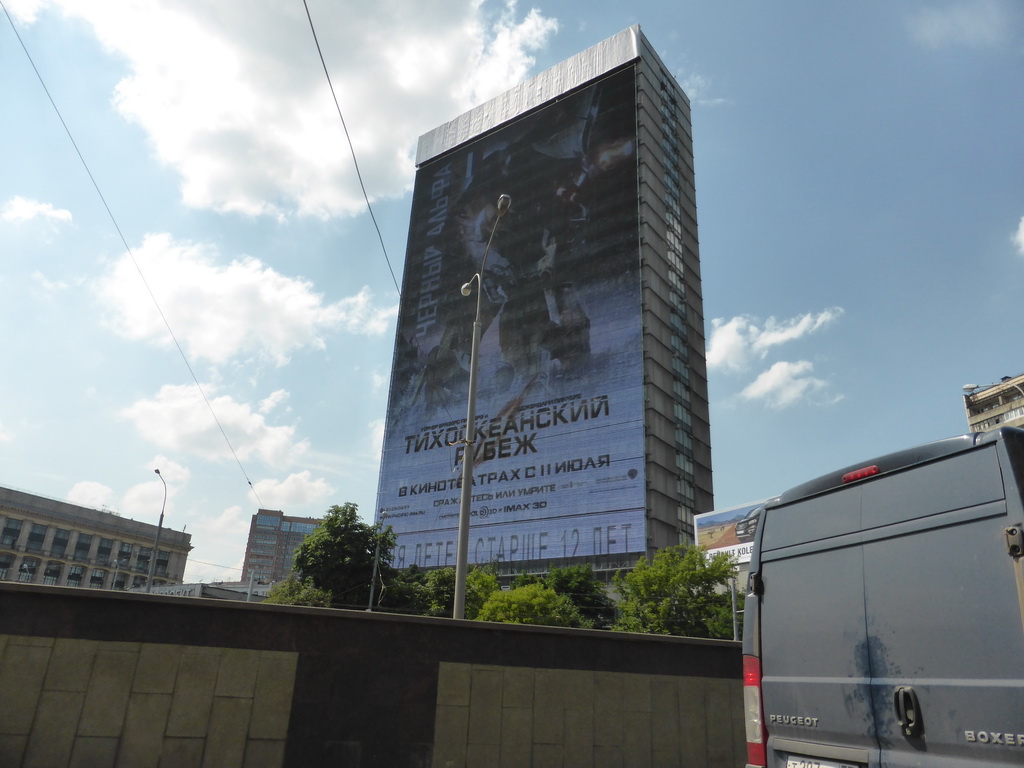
(3, 0, 1022, 582)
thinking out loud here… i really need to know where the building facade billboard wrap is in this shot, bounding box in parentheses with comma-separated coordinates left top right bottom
(377, 67, 647, 570)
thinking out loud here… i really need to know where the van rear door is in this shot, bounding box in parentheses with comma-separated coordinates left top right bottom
(756, 485, 879, 766)
(859, 440, 1024, 766)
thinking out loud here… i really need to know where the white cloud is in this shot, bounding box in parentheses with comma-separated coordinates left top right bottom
(1014, 215, 1024, 256)
(121, 383, 308, 469)
(457, 5, 559, 107)
(0, 420, 12, 443)
(706, 316, 756, 373)
(118, 457, 190, 523)
(907, 0, 1015, 49)
(31, 271, 70, 293)
(193, 505, 250, 537)
(23, 1, 558, 219)
(258, 389, 290, 415)
(707, 308, 844, 373)
(752, 309, 845, 357)
(679, 73, 729, 107)
(1, 195, 72, 224)
(250, 471, 333, 512)
(709, 308, 844, 409)
(740, 361, 834, 410)
(5, 0, 46, 24)
(95, 233, 397, 365)
(369, 418, 386, 460)
(66, 481, 115, 510)
(185, 505, 250, 583)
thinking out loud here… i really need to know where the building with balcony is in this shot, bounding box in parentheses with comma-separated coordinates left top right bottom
(0, 485, 191, 589)
(963, 374, 1024, 433)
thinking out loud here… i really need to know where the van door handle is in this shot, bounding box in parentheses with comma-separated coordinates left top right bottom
(894, 686, 924, 738)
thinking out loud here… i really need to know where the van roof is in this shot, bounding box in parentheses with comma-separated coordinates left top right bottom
(770, 427, 1024, 507)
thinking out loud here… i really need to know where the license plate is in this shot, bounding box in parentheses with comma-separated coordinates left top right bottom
(786, 759, 859, 768)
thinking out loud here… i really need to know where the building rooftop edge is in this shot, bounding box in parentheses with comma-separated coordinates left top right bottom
(0, 485, 191, 547)
(416, 25, 645, 165)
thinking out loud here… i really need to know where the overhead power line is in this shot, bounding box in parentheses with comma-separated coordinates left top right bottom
(301, 0, 401, 296)
(2, 2, 265, 509)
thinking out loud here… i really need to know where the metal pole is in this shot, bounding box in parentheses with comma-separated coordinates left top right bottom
(367, 529, 382, 611)
(453, 310, 483, 619)
(147, 469, 167, 593)
(453, 194, 510, 620)
(731, 577, 739, 641)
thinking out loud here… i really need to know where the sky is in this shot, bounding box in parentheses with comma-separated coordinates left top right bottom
(2, 0, 1022, 583)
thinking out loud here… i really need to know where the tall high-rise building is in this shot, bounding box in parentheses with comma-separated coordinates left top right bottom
(241, 509, 319, 583)
(376, 26, 713, 579)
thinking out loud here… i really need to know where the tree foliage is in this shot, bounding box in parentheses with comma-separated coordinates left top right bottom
(416, 565, 500, 619)
(612, 545, 737, 638)
(377, 564, 430, 614)
(477, 582, 589, 627)
(513, 564, 616, 629)
(290, 503, 395, 609)
(262, 575, 333, 607)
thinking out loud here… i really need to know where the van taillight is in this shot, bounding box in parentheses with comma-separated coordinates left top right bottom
(743, 654, 767, 767)
(842, 464, 879, 484)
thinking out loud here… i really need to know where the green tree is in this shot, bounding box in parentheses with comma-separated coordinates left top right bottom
(291, 503, 395, 609)
(262, 575, 333, 607)
(420, 565, 500, 619)
(513, 564, 616, 629)
(613, 545, 737, 638)
(378, 564, 430, 615)
(477, 582, 589, 627)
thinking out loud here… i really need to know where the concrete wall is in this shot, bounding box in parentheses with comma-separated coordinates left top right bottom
(0, 583, 744, 768)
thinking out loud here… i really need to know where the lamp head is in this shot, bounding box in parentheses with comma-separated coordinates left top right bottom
(460, 282, 473, 297)
(496, 194, 511, 216)
(962, 384, 979, 394)
(154, 468, 161, 475)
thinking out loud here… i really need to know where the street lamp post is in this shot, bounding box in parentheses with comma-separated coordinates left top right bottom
(18, 562, 35, 583)
(453, 194, 510, 620)
(111, 558, 125, 590)
(146, 468, 167, 593)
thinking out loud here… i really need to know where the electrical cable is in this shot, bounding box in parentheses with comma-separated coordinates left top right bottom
(301, 0, 469, 486)
(301, 0, 401, 296)
(186, 558, 243, 572)
(2, 2, 265, 509)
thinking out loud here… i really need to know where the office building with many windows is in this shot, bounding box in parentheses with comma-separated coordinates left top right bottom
(0, 485, 191, 589)
(375, 26, 713, 579)
(241, 509, 320, 583)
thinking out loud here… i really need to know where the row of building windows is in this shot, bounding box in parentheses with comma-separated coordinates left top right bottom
(971, 406, 1024, 432)
(255, 514, 318, 535)
(1, 515, 169, 575)
(656, 72, 700, 542)
(673, 380, 691, 406)
(0, 552, 156, 590)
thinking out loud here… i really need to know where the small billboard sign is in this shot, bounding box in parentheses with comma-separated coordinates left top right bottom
(694, 500, 766, 565)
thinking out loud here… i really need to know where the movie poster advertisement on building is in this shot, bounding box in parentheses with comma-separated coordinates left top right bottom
(694, 501, 767, 565)
(376, 67, 646, 570)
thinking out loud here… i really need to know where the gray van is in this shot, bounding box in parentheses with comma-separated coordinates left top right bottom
(742, 427, 1024, 767)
